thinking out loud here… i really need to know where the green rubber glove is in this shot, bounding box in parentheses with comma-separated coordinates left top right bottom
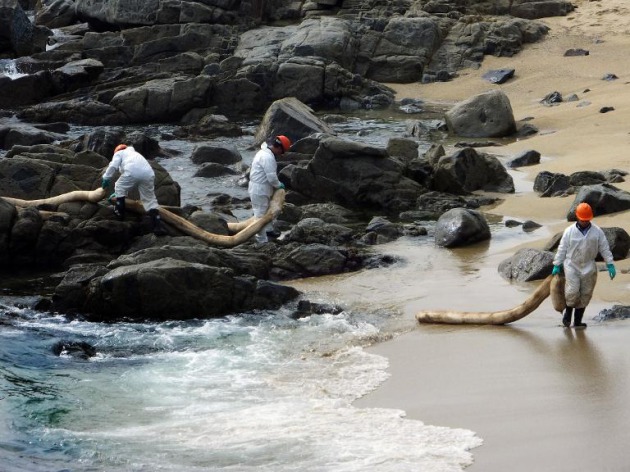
(551, 265, 562, 276)
(607, 263, 616, 280)
(101, 177, 111, 189)
(278, 182, 285, 190)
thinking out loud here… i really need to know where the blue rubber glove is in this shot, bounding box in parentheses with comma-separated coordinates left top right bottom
(551, 265, 562, 276)
(101, 178, 111, 189)
(278, 182, 285, 190)
(607, 263, 616, 280)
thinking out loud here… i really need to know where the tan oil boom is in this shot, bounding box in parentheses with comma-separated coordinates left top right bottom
(1, 188, 285, 248)
(416, 275, 552, 325)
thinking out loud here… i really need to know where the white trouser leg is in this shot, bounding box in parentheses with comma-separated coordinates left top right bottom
(250, 193, 271, 243)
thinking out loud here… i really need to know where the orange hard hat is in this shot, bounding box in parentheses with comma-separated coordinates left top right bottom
(114, 144, 127, 154)
(274, 135, 291, 153)
(575, 202, 593, 221)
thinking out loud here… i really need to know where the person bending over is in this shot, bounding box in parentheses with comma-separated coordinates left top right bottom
(102, 144, 167, 236)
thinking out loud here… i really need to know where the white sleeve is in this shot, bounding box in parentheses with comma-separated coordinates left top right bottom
(103, 152, 123, 179)
(553, 227, 571, 266)
(261, 153, 281, 188)
(597, 228, 614, 264)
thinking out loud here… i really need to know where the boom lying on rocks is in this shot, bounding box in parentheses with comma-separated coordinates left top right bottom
(1, 188, 285, 248)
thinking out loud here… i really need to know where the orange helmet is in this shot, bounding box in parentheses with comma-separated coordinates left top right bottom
(274, 135, 291, 153)
(575, 202, 593, 221)
(114, 144, 127, 154)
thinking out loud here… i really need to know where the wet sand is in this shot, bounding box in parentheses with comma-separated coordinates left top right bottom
(353, 1, 630, 470)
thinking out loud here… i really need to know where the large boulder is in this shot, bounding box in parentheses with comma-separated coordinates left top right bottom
(567, 184, 630, 221)
(497, 248, 555, 282)
(434, 208, 491, 247)
(60, 258, 299, 320)
(254, 97, 335, 147)
(431, 147, 514, 194)
(109, 76, 213, 123)
(290, 137, 426, 213)
(367, 16, 442, 82)
(0, 0, 50, 56)
(445, 90, 517, 138)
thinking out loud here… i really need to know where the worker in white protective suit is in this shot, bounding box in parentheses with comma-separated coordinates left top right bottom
(101, 144, 167, 236)
(248, 135, 291, 243)
(552, 202, 616, 328)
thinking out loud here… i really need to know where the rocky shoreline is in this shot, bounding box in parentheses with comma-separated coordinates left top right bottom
(2, 0, 607, 322)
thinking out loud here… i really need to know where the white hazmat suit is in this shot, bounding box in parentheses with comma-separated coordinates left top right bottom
(553, 222, 613, 308)
(103, 146, 159, 211)
(248, 143, 283, 243)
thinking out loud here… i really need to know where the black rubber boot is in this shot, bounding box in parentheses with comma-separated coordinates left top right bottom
(113, 196, 126, 220)
(148, 208, 167, 236)
(562, 307, 573, 328)
(573, 308, 587, 329)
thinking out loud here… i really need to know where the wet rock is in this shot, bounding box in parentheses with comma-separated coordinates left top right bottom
(594, 305, 630, 322)
(435, 208, 491, 248)
(290, 137, 425, 214)
(191, 145, 242, 165)
(533, 171, 571, 197)
(52, 340, 97, 359)
(567, 184, 630, 221)
(498, 248, 555, 282)
(431, 147, 514, 194)
(291, 300, 344, 319)
(284, 218, 354, 246)
(507, 149, 541, 168)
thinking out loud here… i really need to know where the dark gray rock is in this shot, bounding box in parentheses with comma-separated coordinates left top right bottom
(191, 145, 242, 165)
(497, 248, 555, 282)
(291, 137, 425, 213)
(567, 184, 630, 221)
(533, 171, 571, 197)
(507, 149, 541, 168)
(482, 68, 515, 84)
(434, 208, 491, 248)
(431, 147, 514, 195)
(284, 218, 354, 246)
(445, 90, 517, 138)
(594, 305, 630, 322)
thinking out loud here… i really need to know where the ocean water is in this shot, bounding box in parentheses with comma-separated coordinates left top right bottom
(0, 59, 28, 79)
(0, 297, 481, 472)
(0, 111, 495, 471)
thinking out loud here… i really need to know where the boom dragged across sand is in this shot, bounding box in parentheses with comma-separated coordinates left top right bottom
(415, 275, 552, 325)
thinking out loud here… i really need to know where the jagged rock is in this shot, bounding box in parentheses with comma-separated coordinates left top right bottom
(431, 147, 514, 194)
(254, 97, 335, 147)
(533, 170, 570, 197)
(290, 137, 425, 213)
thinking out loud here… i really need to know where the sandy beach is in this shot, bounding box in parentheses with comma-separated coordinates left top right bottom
(354, 1, 630, 470)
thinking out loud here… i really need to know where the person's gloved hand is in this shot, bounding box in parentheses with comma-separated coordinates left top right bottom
(607, 263, 616, 280)
(551, 265, 562, 276)
(101, 178, 111, 189)
(278, 182, 285, 190)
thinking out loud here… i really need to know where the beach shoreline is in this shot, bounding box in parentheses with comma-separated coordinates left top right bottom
(356, 1, 630, 470)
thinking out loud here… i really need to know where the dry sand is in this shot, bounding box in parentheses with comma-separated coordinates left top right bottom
(354, 1, 630, 470)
